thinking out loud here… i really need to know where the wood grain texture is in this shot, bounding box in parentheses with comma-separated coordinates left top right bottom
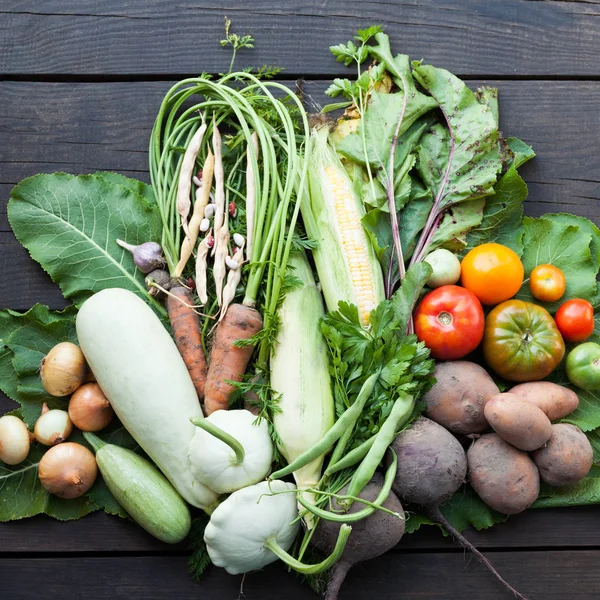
(1, 551, 598, 599)
(2, 504, 600, 552)
(0, 1, 600, 77)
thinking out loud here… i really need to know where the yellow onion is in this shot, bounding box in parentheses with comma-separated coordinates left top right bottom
(0, 415, 31, 465)
(38, 442, 97, 499)
(34, 404, 73, 446)
(40, 342, 87, 397)
(68, 383, 114, 432)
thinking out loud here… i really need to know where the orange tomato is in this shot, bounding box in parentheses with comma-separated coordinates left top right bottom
(529, 264, 566, 303)
(460, 243, 524, 305)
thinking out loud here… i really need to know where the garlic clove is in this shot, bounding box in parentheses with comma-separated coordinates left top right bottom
(41, 342, 87, 397)
(0, 415, 31, 465)
(35, 409, 73, 446)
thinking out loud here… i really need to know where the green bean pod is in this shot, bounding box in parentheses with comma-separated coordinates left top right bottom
(325, 434, 377, 476)
(344, 392, 414, 504)
(270, 372, 379, 481)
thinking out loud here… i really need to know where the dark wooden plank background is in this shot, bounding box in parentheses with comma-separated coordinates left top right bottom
(1, 2, 600, 598)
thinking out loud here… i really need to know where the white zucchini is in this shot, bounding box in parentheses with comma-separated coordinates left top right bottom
(76, 287, 218, 510)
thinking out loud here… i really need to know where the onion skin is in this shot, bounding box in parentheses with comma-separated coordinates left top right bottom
(38, 442, 98, 499)
(68, 383, 114, 432)
(34, 409, 73, 446)
(0, 416, 31, 465)
(41, 342, 87, 397)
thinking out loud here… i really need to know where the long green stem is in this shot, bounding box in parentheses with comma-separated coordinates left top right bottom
(82, 431, 106, 453)
(298, 451, 399, 523)
(264, 524, 351, 575)
(190, 417, 245, 465)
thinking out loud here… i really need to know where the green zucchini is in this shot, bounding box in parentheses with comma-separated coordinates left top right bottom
(84, 432, 191, 544)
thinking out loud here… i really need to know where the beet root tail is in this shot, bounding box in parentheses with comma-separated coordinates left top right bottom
(325, 560, 351, 600)
(428, 506, 529, 600)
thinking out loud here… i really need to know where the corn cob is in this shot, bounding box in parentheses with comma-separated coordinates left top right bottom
(303, 124, 385, 325)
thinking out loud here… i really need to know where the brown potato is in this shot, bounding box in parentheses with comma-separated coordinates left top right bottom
(423, 361, 499, 434)
(484, 393, 552, 451)
(532, 423, 593, 487)
(468, 433, 540, 515)
(509, 381, 579, 422)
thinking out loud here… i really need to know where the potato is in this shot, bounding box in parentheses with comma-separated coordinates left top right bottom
(423, 361, 499, 434)
(532, 423, 593, 487)
(509, 381, 579, 422)
(484, 393, 552, 451)
(468, 433, 540, 515)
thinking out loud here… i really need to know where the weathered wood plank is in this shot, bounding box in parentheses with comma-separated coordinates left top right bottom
(1, 550, 597, 599)
(1, 502, 600, 552)
(1, 1, 600, 77)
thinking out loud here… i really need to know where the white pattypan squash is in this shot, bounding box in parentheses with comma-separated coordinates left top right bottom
(204, 480, 300, 574)
(188, 409, 273, 494)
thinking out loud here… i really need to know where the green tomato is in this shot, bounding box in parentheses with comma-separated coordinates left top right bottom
(566, 342, 600, 391)
(424, 249, 461, 288)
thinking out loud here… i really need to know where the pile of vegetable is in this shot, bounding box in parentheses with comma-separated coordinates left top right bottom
(3, 21, 600, 600)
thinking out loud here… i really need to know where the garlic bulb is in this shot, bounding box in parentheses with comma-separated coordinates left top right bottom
(35, 404, 73, 446)
(0, 415, 31, 465)
(41, 342, 87, 397)
(116, 239, 164, 273)
(68, 383, 114, 432)
(38, 442, 97, 499)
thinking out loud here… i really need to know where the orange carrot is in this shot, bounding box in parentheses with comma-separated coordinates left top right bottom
(167, 286, 208, 402)
(204, 303, 263, 415)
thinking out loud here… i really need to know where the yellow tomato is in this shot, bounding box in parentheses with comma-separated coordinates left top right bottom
(460, 243, 524, 305)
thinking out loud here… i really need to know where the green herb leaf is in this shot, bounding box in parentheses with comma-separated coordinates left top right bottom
(441, 485, 507, 531)
(544, 366, 600, 432)
(430, 198, 485, 252)
(515, 214, 598, 312)
(463, 163, 529, 255)
(390, 262, 433, 333)
(8, 173, 164, 314)
(404, 511, 436, 534)
(399, 178, 434, 261)
(412, 64, 501, 255)
(337, 90, 436, 169)
(507, 137, 536, 169)
(532, 477, 600, 508)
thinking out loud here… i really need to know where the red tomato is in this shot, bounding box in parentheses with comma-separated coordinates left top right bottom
(555, 299, 595, 342)
(529, 264, 566, 303)
(414, 285, 485, 360)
